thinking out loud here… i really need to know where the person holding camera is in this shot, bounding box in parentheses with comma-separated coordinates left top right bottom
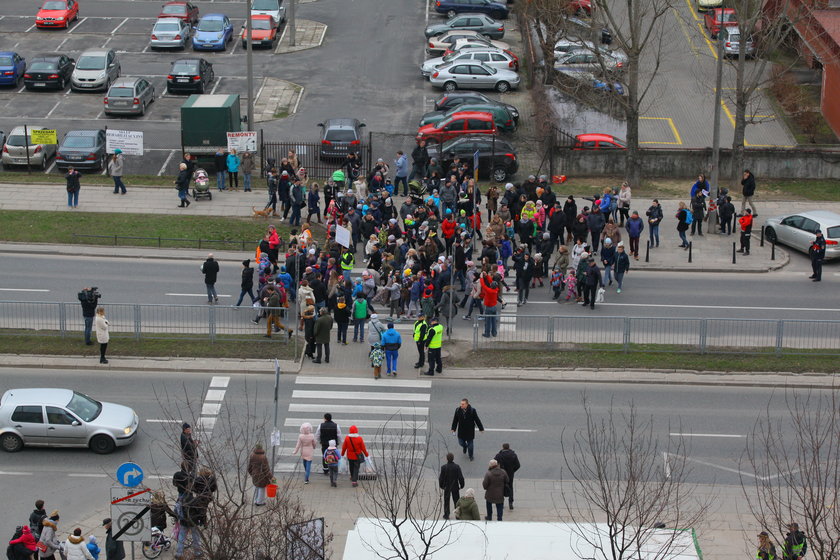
(78, 287, 100, 345)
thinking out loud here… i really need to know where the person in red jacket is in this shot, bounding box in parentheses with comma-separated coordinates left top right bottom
(480, 272, 500, 338)
(9, 525, 38, 560)
(341, 425, 369, 487)
(738, 209, 753, 256)
(441, 211, 457, 255)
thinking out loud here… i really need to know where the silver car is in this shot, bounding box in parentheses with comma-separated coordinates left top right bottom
(422, 48, 517, 78)
(764, 210, 840, 260)
(71, 49, 120, 92)
(104, 77, 156, 116)
(554, 48, 625, 74)
(150, 17, 192, 50)
(721, 26, 755, 58)
(0, 388, 139, 454)
(1, 125, 57, 170)
(429, 60, 520, 92)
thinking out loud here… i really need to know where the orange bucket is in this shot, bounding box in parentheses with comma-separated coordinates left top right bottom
(266, 483, 278, 498)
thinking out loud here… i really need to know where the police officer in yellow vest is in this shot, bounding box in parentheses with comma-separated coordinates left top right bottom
(783, 523, 807, 560)
(413, 313, 428, 370)
(423, 317, 444, 376)
(340, 248, 355, 273)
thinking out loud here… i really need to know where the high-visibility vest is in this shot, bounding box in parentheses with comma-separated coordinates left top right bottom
(340, 252, 355, 271)
(428, 324, 444, 349)
(413, 320, 426, 342)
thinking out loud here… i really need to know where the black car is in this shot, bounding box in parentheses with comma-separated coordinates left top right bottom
(167, 58, 214, 94)
(433, 91, 519, 123)
(24, 54, 75, 90)
(56, 129, 107, 171)
(427, 134, 518, 182)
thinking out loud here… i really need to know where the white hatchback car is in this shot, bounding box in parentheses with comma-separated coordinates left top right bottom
(422, 48, 517, 78)
(0, 388, 139, 454)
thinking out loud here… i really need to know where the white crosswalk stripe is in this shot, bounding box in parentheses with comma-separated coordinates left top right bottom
(273, 376, 432, 474)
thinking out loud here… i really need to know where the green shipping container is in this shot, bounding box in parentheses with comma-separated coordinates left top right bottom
(180, 94, 242, 157)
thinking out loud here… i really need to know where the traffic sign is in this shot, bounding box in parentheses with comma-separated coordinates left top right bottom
(473, 149, 480, 170)
(110, 487, 151, 542)
(116, 462, 144, 488)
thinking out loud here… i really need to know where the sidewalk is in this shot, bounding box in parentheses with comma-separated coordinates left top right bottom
(0, 183, 809, 272)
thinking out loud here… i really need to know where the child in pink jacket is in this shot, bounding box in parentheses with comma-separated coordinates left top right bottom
(293, 422, 317, 484)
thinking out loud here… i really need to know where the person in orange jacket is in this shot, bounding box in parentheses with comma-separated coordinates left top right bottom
(341, 425, 369, 487)
(738, 209, 754, 255)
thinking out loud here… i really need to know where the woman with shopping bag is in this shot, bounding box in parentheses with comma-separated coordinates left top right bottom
(341, 425, 369, 487)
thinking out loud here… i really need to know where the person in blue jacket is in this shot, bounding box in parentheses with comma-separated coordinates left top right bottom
(381, 322, 403, 377)
(227, 148, 241, 190)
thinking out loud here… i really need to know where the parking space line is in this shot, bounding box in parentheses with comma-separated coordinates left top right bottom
(142, 44, 150, 53)
(112, 17, 130, 34)
(210, 79, 221, 94)
(102, 36, 113, 48)
(157, 149, 177, 176)
(45, 161, 56, 174)
(56, 37, 70, 51)
(291, 85, 304, 114)
(25, 24, 36, 32)
(671, 8, 700, 58)
(696, 22, 717, 58)
(67, 16, 88, 33)
(230, 41, 239, 55)
(639, 117, 683, 145)
(45, 100, 62, 118)
(16, 84, 25, 94)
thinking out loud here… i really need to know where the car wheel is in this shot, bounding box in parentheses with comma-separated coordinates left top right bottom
(140, 101, 146, 116)
(447, 9, 457, 18)
(197, 81, 205, 94)
(765, 226, 777, 245)
(0, 432, 23, 452)
(443, 81, 457, 92)
(59, 78, 65, 90)
(90, 434, 116, 454)
(40, 156, 47, 171)
(492, 167, 507, 182)
(495, 80, 510, 93)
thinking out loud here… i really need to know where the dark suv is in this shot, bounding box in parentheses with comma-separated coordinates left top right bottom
(317, 118, 366, 160)
(167, 58, 214, 94)
(427, 134, 518, 182)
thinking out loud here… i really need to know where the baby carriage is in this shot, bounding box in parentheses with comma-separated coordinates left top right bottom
(192, 168, 212, 200)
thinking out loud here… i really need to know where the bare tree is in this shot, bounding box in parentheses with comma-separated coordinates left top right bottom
(742, 388, 840, 560)
(561, 398, 709, 560)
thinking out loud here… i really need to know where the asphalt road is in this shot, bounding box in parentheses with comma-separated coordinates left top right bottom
(0, 367, 800, 533)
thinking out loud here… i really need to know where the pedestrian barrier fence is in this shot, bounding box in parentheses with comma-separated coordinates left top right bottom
(71, 234, 281, 252)
(0, 301, 294, 343)
(472, 314, 840, 355)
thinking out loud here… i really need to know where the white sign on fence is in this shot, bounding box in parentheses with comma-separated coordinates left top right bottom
(106, 130, 144, 156)
(109, 487, 151, 542)
(227, 131, 257, 153)
(335, 225, 351, 248)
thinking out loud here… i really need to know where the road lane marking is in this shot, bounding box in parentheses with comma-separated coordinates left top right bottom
(25, 24, 36, 32)
(164, 293, 231, 297)
(210, 376, 230, 388)
(663, 452, 671, 479)
(112, 18, 130, 34)
(204, 389, 226, 401)
(697, 22, 717, 58)
(483, 428, 537, 432)
(599, 302, 840, 312)
(0, 288, 50, 292)
(45, 100, 62, 118)
(284, 417, 427, 430)
(0, 470, 31, 475)
(288, 403, 430, 416)
(296, 376, 431, 388)
(45, 161, 57, 174)
(56, 37, 70, 50)
(201, 402, 222, 415)
(68, 473, 108, 478)
(670, 432, 743, 438)
(671, 7, 700, 57)
(67, 17, 88, 33)
(292, 389, 431, 402)
(146, 419, 181, 423)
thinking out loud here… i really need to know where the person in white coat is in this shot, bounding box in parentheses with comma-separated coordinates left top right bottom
(64, 529, 94, 560)
(94, 307, 109, 364)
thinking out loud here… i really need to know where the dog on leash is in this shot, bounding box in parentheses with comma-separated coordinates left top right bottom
(252, 206, 277, 218)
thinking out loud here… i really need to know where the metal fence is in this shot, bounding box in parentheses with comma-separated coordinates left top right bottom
(0, 301, 293, 343)
(472, 315, 840, 355)
(72, 234, 276, 251)
(260, 139, 373, 180)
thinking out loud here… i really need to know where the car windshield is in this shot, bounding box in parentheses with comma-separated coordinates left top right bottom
(172, 61, 199, 73)
(442, 52, 459, 62)
(251, 19, 272, 30)
(252, 0, 279, 9)
(198, 19, 225, 32)
(155, 22, 182, 32)
(6, 135, 32, 147)
(162, 4, 185, 13)
(67, 392, 102, 422)
(29, 62, 57, 71)
(76, 56, 106, 71)
(108, 87, 134, 97)
(63, 136, 96, 148)
(42, 1, 67, 9)
(0, 57, 14, 66)
(325, 130, 357, 142)
(827, 226, 840, 239)
(721, 12, 736, 22)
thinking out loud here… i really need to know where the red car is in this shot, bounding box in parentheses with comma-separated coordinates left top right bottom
(704, 8, 737, 38)
(158, 1, 199, 24)
(36, 0, 80, 29)
(240, 15, 278, 48)
(569, 0, 592, 16)
(416, 111, 498, 143)
(573, 133, 626, 149)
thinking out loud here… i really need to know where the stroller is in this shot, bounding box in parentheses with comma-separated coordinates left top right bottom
(192, 168, 212, 200)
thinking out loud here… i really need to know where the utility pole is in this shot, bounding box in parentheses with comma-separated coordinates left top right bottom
(710, 30, 724, 199)
(288, 0, 296, 47)
(245, 0, 254, 130)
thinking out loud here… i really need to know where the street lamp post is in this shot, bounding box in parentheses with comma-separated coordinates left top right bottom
(288, 0, 296, 47)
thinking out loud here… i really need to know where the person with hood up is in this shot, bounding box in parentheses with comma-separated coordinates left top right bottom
(367, 313, 386, 351)
(455, 488, 481, 521)
(37, 512, 60, 560)
(10, 526, 38, 560)
(494, 443, 521, 510)
(235, 259, 256, 306)
(293, 422, 317, 484)
(323, 439, 341, 487)
(482, 459, 510, 521)
(64, 529, 93, 560)
(341, 425, 370, 487)
(86, 537, 100, 560)
(248, 443, 272, 504)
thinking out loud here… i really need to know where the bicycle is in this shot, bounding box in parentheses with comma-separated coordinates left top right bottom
(141, 527, 172, 559)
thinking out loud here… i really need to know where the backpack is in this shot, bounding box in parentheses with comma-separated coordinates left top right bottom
(684, 210, 694, 225)
(324, 449, 339, 465)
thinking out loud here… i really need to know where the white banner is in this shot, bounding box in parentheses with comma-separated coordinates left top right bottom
(335, 225, 351, 248)
(105, 130, 144, 156)
(227, 131, 257, 153)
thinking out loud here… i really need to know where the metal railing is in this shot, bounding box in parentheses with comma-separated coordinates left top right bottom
(0, 301, 293, 343)
(71, 234, 284, 252)
(472, 315, 840, 355)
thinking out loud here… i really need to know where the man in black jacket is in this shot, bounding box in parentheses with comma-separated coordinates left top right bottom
(316, 413, 341, 474)
(236, 259, 255, 306)
(494, 443, 521, 510)
(740, 169, 757, 216)
(213, 150, 227, 191)
(439, 452, 465, 519)
(548, 206, 567, 253)
(451, 398, 484, 461)
(78, 287, 100, 345)
(201, 254, 220, 304)
(582, 258, 604, 310)
(180, 422, 199, 473)
(410, 141, 429, 181)
(783, 522, 807, 560)
(103, 519, 125, 560)
(809, 231, 826, 282)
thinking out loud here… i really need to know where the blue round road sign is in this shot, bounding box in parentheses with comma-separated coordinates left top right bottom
(116, 462, 144, 488)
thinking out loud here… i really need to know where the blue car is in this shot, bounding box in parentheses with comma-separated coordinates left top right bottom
(0, 52, 26, 87)
(434, 0, 508, 20)
(192, 14, 234, 51)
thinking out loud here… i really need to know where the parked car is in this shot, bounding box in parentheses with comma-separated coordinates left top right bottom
(251, 0, 286, 23)
(434, 0, 509, 19)
(71, 49, 120, 91)
(696, 0, 722, 12)
(416, 110, 498, 143)
(35, 0, 80, 29)
(318, 118, 366, 160)
(573, 133, 626, 149)
(558, 15, 612, 45)
(0, 52, 26, 87)
(24, 54, 75, 90)
(556, 68, 626, 95)
(158, 1, 199, 23)
(104, 77, 156, 116)
(427, 30, 510, 56)
(554, 49, 624, 74)
(420, 103, 516, 133)
(720, 26, 755, 58)
(568, 0, 593, 16)
(0, 388, 139, 454)
(56, 129, 107, 170)
(433, 91, 519, 122)
(167, 57, 214, 94)
(1, 126, 58, 170)
(704, 8, 737, 38)
(764, 211, 840, 260)
(429, 60, 520, 92)
(422, 49, 518, 78)
(150, 17, 192, 49)
(192, 14, 234, 51)
(241, 14, 279, 48)
(424, 13, 505, 39)
(427, 134, 518, 182)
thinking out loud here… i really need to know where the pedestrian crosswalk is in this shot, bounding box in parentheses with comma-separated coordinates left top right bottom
(273, 375, 433, 474)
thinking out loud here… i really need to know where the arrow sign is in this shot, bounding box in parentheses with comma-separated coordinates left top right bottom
(116, 462, 144, 488)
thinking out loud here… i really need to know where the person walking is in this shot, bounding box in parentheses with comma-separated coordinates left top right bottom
(323, 440, 341, 487)
(738, 208, 754, 255)
(625, 211, 644, 259)
(241, 151, 255, 192)
(201, 253, 220, 304)
(646, 199, 663, 248)
(676, 202, 690, 249)
(247, 443, 272, 505)
(175, 162, 191, 207)
(341, 425, 369, 488)
(614, 242, 630, 294)
(394, 150, 409, 196)
(494, 443, 520, 510)
(809, 231, 826, 282)
(783, 523, 807, 560)
(582, 258, 604, 310)
(757, 531, 776, 560)
(451, 398, 484, 461)
(66, 166, 81, 208)
(293, 422, 317, 484)
(37, 511, 61, 560)
(316, 413, 341, 475)
(482, 459, 509, 521)
(741, 169, 757, 216)
(455, 488, 481, 520)
(381, 322, 402, 376)
(423, 317, 444, 376)
(64, 529, 94, 560)
(226, 148, 240, 191)
(102, 519, 125, 560)
(235, 259, 256, 306)
(108, 150, 126, 194)
(512, 249, 534, 306)
(312, 307, 334, 363)
(439, 452, 465, 520)
(94, 307, 109, 364)
(180, 422, 199, 473)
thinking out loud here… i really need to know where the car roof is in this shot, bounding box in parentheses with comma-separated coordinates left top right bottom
(786, 210, 840, 222)
(201, 13, 227, 19)
(322, 118, 361, 128)
(439, 92, 488, 99)
(64, 129, 103, 136)
(577, 133, 620, 141)
(78, 48, 112, 56)
(173, 57, 203, 64)
(163, 1, 189, 5)
(444, 134, 514, 147)
(451, 47, 508, 55)
(32, 54, 64, 61)
(111, 77, 144, 86)
(442, 110, 494, 119)
(155, 17, 184, 24)
(8, 126, 50, 135)
(1, 388, 74, 407)
(449, 12, 492, 18)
